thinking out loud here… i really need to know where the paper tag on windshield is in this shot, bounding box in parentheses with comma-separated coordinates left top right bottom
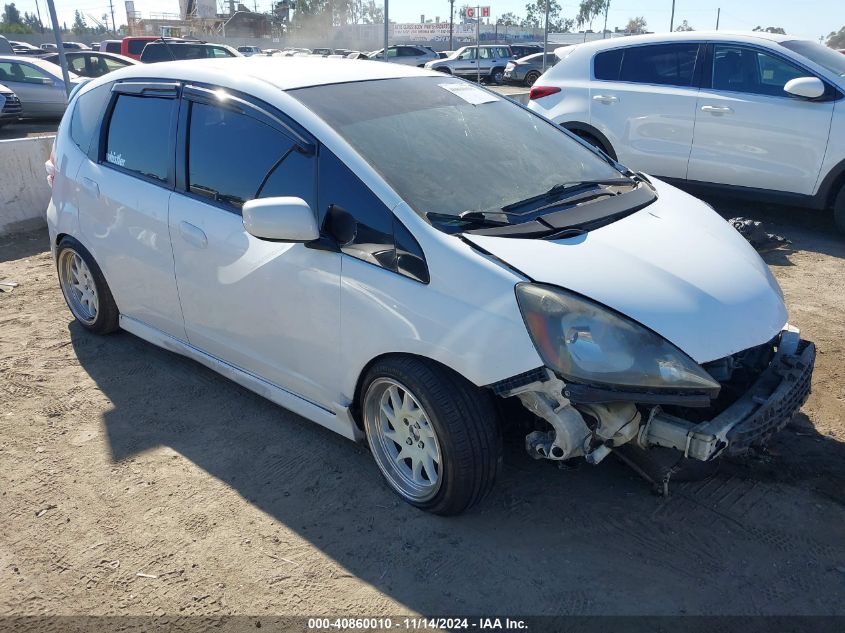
(439, 83, 499, 105)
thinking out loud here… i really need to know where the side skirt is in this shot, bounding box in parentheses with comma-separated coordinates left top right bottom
(119, 315, 362, 442)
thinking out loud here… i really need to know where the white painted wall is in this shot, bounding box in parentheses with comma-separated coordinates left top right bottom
(0, 136, 54, 235)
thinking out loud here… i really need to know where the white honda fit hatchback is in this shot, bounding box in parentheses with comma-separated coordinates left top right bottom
(47, 58, 815, 515)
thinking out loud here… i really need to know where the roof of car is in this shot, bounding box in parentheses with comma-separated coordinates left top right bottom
(95, 56, 441, 91)
(558, 30, 796, 55)
(0, 54, 76, 77)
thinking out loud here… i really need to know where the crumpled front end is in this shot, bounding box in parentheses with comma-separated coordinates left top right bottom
(492, 326, 815, 488)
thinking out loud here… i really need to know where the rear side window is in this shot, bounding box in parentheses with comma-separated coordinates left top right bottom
(70, 82, 111, 153)
(594, 49, 623, 80)
(104, 41, 121, 53)
(105, 94, 175, 182)
(127, 40, 147, 55)
(618, 44, 700, 86)
(187, 101, 295, 210)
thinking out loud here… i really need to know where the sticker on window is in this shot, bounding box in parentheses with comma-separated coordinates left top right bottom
(439, 83, 499, 105)
(106, 151, 126, 167)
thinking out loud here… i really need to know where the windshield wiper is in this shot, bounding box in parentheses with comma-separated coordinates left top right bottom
(502, 178, 637, 213)
(426, 210, 511, 231)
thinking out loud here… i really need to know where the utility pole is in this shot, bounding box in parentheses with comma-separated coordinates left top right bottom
(602, 0, 610, 39)
(108, 0, 117, 34)
(34, 0, 45, 33)
(45, 0, 71, 97)
(715, 7, 720, 30)
(383, 0, 389, 62)
(542, 0, 549, 72)
(669, 0, 675, 31)
(448, 0, 454, 51)
(475, 6, 480, 83)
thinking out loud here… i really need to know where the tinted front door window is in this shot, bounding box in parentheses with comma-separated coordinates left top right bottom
(713, 45, 809, 97)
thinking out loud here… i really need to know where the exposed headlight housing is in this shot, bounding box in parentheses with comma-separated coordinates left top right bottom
(515, 283, 721, 393)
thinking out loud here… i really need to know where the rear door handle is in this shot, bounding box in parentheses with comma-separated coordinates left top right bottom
(80, 177, 99, 198)
(179, 221, 207, 249)
(701, 105, 733, 114)
(592, 95, 618, 103)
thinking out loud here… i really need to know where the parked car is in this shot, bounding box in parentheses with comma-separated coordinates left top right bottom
(62, 42, 90, 51)
(311, 47, 333, 56)
(437, 51, 453, 59)
(121, 36, 184, 60)
(0, 56, 80, 118)
(9, 40, 44, 56)
(90, 42, 100, 51)
(368, 45, 438, 66)
(529, 31, 845, 232)
(508, 44, 543, 59)
(42, 51, 138, 78)
(346, 51, 368, 60)
(0, 82, 22, 127)
(47, 58, 815, 515)
(424, 45, 513, 83)
(39, 43, 57, 52)
(504, 51, 559, 86)
(0, 35, 13, 55)
(100, 40, 122, 54)
(140, 41, 240, 63)
(237, 45, 263, 56)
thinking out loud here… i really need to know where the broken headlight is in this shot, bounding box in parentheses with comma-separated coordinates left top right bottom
(515, 283, 721, 392)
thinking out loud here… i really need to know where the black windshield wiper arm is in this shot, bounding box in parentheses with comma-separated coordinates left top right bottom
(502, 178, 636, 212)
(426, 210, 510, 231)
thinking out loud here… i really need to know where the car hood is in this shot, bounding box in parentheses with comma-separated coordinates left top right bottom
(464, 179, 787, 363)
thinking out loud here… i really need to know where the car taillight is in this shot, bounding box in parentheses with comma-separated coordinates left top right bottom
(528, 86, 561, 100)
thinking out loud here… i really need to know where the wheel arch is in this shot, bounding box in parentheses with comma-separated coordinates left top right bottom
(561, 121, 618, 161)
(816, 156, 845, 209)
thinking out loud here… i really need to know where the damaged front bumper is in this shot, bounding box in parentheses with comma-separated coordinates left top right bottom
(493, 327, 816, 467)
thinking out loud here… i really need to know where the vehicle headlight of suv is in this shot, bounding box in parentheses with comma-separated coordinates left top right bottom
(515, 283, 721, 392)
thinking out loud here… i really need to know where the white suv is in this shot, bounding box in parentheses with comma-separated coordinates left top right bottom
(46, 57, 814, 514)
(528, 32, 845, 231)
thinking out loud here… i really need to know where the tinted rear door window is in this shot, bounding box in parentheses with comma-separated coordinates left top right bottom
(594, 49, 623, 80)
(105, 94, 175, 182)
(619, 44, 700, 86)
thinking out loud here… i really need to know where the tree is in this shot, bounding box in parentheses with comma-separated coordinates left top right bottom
(827, 26, 845, 49)
(523, 0, 561, 29)
(625, 16, 647, 34)
(71, 9, 88, 35)
(575, 0, 609, 30)
(551, 17, 574, 32)
(498, 11, 521, 27)
(361, 0, 382, 24)
(22, 10, 41, 32)
(2, 2, 21, 24)
(753, 26, 785, 34)
(674, 19, 693, 31)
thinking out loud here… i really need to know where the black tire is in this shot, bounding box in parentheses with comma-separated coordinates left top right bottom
(56, 236, 120, 335)
(361, 356, 501, 515)
(570, 128, 617, 160)
(524, 70, 541, 87)
(436, 66, 452, 74)
(490, 67, 505, 84)
(834, 184, 845, 235)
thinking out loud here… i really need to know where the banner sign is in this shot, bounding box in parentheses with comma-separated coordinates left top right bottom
(393, 23, 476, 39)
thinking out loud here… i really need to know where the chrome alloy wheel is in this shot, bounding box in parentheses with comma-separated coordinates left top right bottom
(364, 378, 443, 502)
(58, 248, 99, 325)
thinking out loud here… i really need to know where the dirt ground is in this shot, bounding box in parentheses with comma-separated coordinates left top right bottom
(1, 200, 844, 622)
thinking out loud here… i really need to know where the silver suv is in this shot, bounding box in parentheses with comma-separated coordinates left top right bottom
(368, 45, 438, 67)
(424, 46, 513, 83)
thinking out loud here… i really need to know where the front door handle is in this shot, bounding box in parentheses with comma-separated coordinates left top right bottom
(179, 221, 207, 249)
(80, 177, 99, 199)
(701, 105, 733, 114)
(592, 94, 618, 103)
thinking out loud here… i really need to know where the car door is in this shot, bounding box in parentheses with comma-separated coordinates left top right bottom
(76, 80, 186, 339)
(589, 42, 703, 179)
(687, 43, 835, 195)
(168, 85, 342, 410)
(0, 60, 63, 117)
(454, 47, 477, 76)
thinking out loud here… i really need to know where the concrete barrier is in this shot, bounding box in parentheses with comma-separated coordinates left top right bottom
(0, 135, 54, 236)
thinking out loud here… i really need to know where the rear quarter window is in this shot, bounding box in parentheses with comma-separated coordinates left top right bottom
(127, 40, 147, 55)
(594, 49, 623, 80)
(69, 82, 112, 153)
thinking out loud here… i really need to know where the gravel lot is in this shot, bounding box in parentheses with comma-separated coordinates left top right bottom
(1, 201, 844, 621)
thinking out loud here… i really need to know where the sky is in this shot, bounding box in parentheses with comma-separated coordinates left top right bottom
(8, 0, 841, 42)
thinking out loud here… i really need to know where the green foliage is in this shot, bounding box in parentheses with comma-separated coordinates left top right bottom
(72, 10, 88, 36)
(674, 19, 693, 32)
(498, 11, 520, 27)
(752, 25, 786, 34)
(1, 2, 32, 32)
(575, 0, 609, 30)
(626, 16, 647, 33)
(522, 0, 560, 29)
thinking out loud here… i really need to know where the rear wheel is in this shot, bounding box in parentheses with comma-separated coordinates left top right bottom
(361, 357, 501, 515)
(834, 183, 845, 234)
(524, 70, 541, 87)
(56, 237, 119, 334)
(490, 67, 505, 84)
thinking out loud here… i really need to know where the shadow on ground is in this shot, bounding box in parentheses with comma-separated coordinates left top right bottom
(68, 318, 845, 616)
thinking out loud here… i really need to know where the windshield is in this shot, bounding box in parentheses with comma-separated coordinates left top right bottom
(290, 77, 621, 220)
(781, 40, 845, 77)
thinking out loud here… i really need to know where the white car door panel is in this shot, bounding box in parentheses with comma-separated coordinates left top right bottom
(688, 44, 834, 195)
(590, 43, 703, 179)
(78, 88, 185, 339)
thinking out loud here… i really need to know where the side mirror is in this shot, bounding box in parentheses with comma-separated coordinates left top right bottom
(242, 197, 319, 242)
(784, 76, 825, 99)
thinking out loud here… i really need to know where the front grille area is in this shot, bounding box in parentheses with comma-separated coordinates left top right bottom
(1, 93, 22, 117)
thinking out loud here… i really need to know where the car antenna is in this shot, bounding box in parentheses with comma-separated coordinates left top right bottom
(157, 35, 176, 61)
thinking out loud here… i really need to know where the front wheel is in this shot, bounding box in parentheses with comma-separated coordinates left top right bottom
(834, 184, 845, 234)
(490, 67, 505, 84)
(56, 237, 119, 334)
(361, 357, 501, 515)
